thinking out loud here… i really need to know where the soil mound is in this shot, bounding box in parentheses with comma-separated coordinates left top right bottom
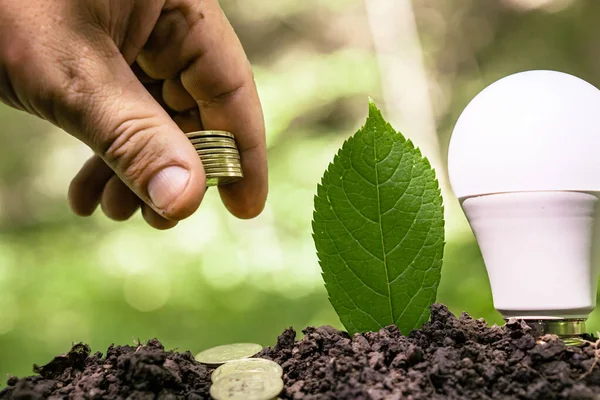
(3, 304, 600, 399)
(0, 339, 211, 399)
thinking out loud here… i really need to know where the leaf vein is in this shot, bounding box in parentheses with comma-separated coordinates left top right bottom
(323, 223, 388, 298)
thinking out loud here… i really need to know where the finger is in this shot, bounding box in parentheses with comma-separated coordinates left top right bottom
(141, 203, 178, 230)
(101, 175, 141, 221)
(116, 1, 164, 65)
(139, 0, 267, 218)
(163, 79, 196, 112)
(41, 37, 207, 221)
(68, 155, 115, 216)
(136, 7, 188, 80)
(131, 61, 159, 84)
(144, 81, 173, 116)
(172, 109, 203, 133)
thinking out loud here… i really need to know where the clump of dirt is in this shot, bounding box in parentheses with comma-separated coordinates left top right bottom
(259, 304, 600, 399)
(0, 339, 211, 399)
(4, 304, 600, 399)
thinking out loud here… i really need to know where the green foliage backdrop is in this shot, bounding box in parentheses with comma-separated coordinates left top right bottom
(1, 0, 600, 383)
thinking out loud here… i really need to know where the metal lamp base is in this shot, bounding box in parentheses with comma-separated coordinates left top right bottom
(505, 319, 588, 346)
(523, 319, 587, 337)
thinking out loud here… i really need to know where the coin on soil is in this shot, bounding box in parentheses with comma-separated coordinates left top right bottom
(195, 343, 263, 365)
(209, 371, 284, 400)
(211, 358, 283, 383)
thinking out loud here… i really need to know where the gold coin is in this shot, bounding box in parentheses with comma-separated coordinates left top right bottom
(199, 154, 241, 161)
(206, 170, 242, 177)
(205, 165, 243, 170)
(202, 161, 241, 168)
(206, 173, 243, 182)
(211, 358, 283, 383)
(193, 142, 238, 150)
(202, 161, 241, 169)
(205, 168, 242, 175)
(205, 170, 243, 177)
(205, 169, 243, 176)
(196, 148, 240, 156)
(209, 371, 284, 400)
(206, 175, 243, 187)
(195, 343, 263, 366)
(186, 130, 235, 139)
(190, 137, 236, 145)
(200, 154, 241, 162)
(204, 163, 243, 169)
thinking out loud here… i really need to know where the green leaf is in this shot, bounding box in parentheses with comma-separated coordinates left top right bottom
(312, 100, 445, 335)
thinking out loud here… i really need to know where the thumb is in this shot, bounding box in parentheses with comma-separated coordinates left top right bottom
(53, 47, 206, 220)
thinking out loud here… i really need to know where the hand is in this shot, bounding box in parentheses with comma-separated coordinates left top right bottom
(0, 0, 267, 229)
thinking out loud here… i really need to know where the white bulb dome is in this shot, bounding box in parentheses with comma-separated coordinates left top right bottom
(449, 70, 600, 199)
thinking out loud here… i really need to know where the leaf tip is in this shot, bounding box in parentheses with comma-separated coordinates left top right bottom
(367, 98, 382, 119)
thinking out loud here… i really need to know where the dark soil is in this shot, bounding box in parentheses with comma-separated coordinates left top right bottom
(3, 304, 600, 399)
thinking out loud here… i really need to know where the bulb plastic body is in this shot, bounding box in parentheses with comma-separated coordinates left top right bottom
(462, 191, 600, 320)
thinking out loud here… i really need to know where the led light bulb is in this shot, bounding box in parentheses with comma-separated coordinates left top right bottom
(448, 70, 600, 337)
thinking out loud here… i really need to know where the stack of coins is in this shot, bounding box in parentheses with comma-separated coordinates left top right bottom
(195, 343, 284, 400)
(185, 131, 243, 187)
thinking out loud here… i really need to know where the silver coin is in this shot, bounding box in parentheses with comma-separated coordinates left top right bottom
(209, 371, 284, 400)
(195, 343, 263, 366)
(211, 358, 283, 383)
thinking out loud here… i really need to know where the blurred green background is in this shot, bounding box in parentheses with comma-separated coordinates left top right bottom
(1, 0, 600, 383)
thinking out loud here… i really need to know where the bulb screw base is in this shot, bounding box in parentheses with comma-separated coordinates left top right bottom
(505, 319, 588, 346)
(523, 319, 587, 337)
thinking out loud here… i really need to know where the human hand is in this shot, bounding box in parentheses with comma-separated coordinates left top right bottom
(0, 0, 267, 229)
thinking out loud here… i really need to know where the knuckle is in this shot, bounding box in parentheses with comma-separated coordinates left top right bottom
(100, 118, 163, 186)
(181, 55, 253, 108)
(52, 53, 104, 109)
(197, 79, 247, 109)
(45, 42, 119, 125)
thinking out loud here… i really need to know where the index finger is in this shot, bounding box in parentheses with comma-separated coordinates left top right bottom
(176, 0, 267, 218)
